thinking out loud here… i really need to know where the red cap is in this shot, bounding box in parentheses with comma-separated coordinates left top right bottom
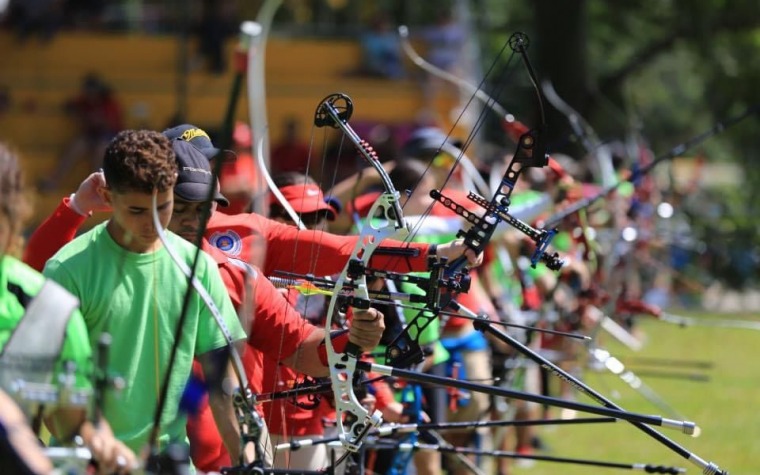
(271, 184, 336, 220)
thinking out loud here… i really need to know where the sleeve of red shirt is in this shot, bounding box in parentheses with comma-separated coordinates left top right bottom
(247, 269, 319, 362)
(23, 197, 87, 271)
(369, 374, 395, 411)
(256, 215, 432, 276)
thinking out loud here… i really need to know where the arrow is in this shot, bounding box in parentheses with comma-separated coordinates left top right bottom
(659, 312, 760, 331)
(363, 439, 686, 473)
(275, 416, 619, 452)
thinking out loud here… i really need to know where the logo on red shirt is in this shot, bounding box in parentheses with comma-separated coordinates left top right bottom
(209, 230, 242, 257)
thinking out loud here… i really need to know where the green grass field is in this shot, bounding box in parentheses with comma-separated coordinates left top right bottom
(508, 314, 760, 475)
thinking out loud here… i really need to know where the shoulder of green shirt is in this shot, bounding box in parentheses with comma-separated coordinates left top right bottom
(1, 255, 93, 388)
(2, 255, 46, 295)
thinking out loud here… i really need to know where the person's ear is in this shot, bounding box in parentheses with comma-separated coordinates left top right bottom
(97, 185, 113, 207)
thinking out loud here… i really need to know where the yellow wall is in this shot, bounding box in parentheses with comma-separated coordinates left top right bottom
(0, 32, 460, 228)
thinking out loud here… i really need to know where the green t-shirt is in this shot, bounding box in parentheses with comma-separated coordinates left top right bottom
(43, 222, 246, 453)
(0, 255, 92, 413)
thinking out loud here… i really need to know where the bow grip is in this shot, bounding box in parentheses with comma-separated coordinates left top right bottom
(344, 341, 363, 358)
(443, 254, 469, 278)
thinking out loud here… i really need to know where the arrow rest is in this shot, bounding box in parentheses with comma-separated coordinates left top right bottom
(539, 251, 564, 271)
(286, 375, 325, 410)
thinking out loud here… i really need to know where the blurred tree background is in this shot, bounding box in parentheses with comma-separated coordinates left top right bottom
(470, 0, 760, 289)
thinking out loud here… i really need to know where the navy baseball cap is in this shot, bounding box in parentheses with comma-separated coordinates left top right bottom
(163, 124, 236, 161)
(173, 140, 230, 207)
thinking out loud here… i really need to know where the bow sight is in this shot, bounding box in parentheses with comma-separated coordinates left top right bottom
(432, 189, 564, 271)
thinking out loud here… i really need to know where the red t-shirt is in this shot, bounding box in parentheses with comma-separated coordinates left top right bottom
(188, 246, 319, 471)
(261, 357, 333, 437)
(259, 288, 329, 437)
(26, 204, 432, 278)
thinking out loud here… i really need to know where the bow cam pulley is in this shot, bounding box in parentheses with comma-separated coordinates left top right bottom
(315, 93, 353, 128)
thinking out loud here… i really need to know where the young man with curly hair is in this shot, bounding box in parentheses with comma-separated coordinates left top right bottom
(42, 130, 250, 463)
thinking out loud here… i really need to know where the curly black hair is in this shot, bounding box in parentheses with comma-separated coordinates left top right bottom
(103, 130, 178, 193)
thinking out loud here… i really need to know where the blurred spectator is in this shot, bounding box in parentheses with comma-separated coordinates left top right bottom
(270, 117, 311, 174)
(38, 73, 123, 191)
(358, 14, 404, 79)
(419, 10, 465, 73)
(366, 122, 398, 164)
(194, 0, 236, 74)
(412, 10, 466, 111)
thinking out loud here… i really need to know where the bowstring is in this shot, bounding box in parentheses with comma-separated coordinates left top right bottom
(290, 120, 369, 472)
(262, 124, 308, 467)
(242, 2, 329, 465)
